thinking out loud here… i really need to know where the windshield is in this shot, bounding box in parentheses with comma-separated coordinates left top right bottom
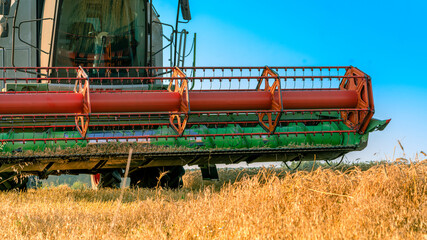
(52, 0, 146, 68)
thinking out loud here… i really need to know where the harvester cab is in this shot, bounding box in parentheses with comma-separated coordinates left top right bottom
(0, 0, 389, 190)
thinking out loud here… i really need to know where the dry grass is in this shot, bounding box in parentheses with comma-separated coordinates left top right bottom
(0, 160, 426, 239)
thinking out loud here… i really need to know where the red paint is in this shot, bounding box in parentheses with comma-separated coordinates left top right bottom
(0, 93, 83, 114)
(189, 91, 272, 111)
(0, 90, 358, 114)
(90, 92, 181, 113)
(279, 90, 358, 109)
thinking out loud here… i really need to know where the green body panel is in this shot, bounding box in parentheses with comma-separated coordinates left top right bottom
(1, 130, 87, 153)
(0, 120, 385, 154)
(209, 125, 248, 149)
(305, 122, 342, 146)
(151, 126, 178, 146)
(277, 123, 311, 146)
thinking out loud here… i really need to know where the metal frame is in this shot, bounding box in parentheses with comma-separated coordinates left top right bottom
(0, 66, 373, 145)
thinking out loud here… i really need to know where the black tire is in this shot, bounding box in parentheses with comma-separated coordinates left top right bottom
(166, 166, 185, 189)
(130, 166, 185, 189)
(91, 170, 122, 189)
(0, 172, 29, 191)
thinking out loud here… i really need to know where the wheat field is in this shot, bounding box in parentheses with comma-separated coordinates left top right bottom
(0, 159, 426, 239)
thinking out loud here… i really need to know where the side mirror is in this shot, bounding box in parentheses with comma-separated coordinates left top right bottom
(0, 18, 8, 38)
(180, 0, 191, 21)
(0, 0, 11, 15)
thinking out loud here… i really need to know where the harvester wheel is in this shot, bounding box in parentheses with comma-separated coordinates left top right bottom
(91, 170, 122, 189)
(0, 172, 29, 191)
(165, 166, 185, 189)
(130, 166, 185, 189)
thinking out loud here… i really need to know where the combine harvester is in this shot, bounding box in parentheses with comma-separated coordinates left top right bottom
(0, 0, 389, 190)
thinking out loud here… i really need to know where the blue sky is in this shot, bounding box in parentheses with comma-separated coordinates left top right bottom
(154, 0, 427, 161)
